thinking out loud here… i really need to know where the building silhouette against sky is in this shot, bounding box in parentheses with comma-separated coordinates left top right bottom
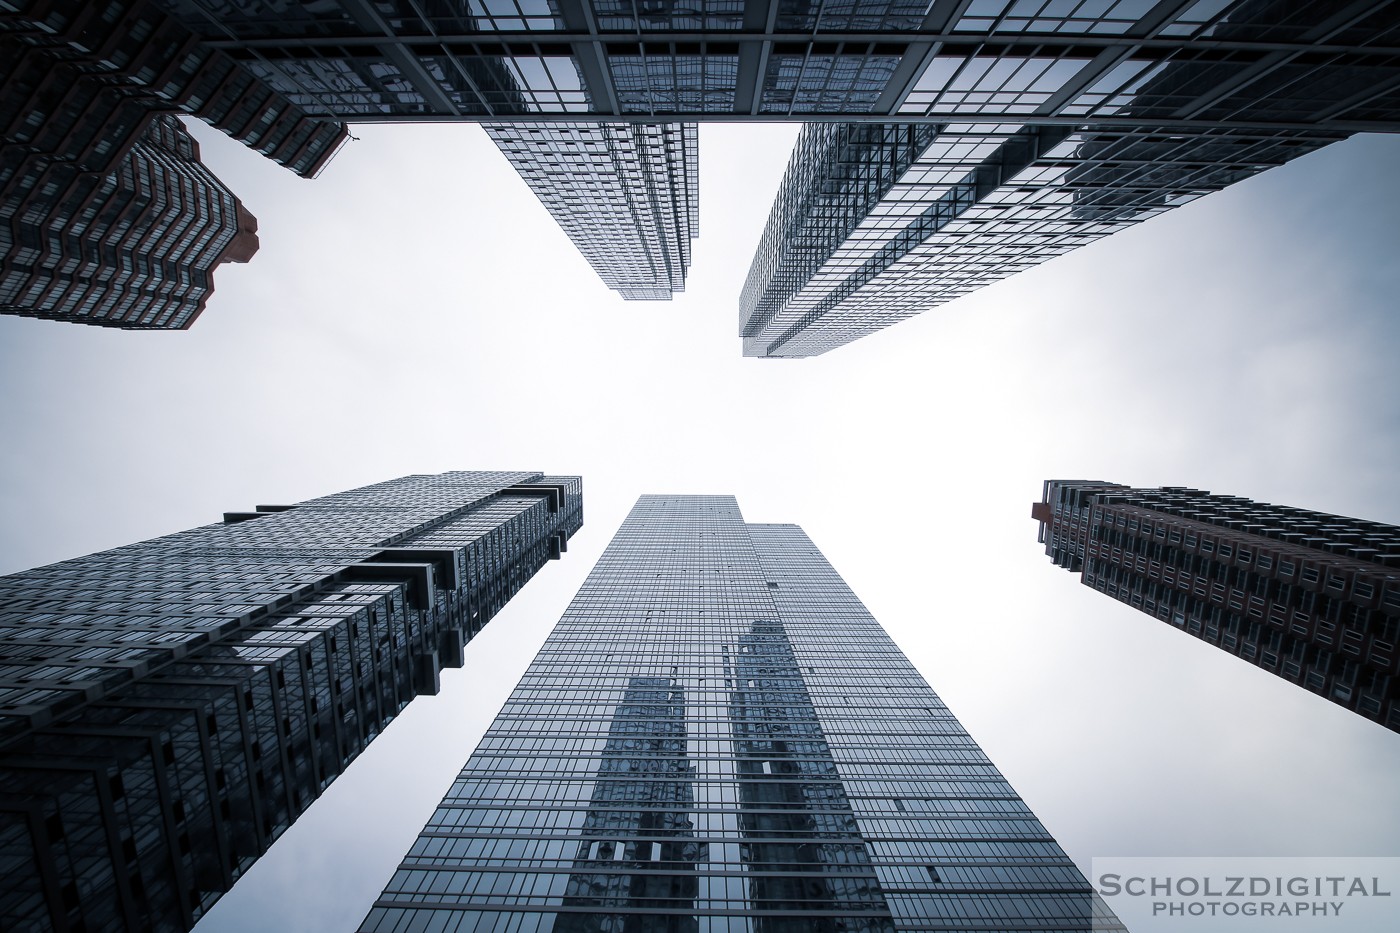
(362, 495, 1121, 932)
(1034, 480, 1400, 734)
(0, 471, 581, 933)
(485, 122, 698, 299)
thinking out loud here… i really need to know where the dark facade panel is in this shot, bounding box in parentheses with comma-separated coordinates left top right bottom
(143, 1, 1400, 130)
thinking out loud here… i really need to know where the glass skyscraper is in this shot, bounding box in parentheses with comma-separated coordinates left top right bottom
(484, 122, 698, 299)
(1034, 480, 1400, 733)
(741, 0, 1400, 356)
(129, 1, 1400, 128)
(0, 471, 581, 933)
(362, 495, 1120, 932)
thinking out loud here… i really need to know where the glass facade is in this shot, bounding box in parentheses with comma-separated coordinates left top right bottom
(733, 0, 1400, 355)
(363, 495, 1120, 932)
(739, 120, 1341, 357)
(1035, 480, 1400, 733)
(10, 0, 1400, 330)
(3, 1, 346, 175)
(484, 122, 698, 299)
(140, 2, 1400, 128)
(0, 471, 583, 933)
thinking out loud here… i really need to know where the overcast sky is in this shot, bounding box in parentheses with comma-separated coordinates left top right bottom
(2, 119, 1398, 933)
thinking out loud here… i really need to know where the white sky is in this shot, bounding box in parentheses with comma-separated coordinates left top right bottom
(1, 121, 1398, 933)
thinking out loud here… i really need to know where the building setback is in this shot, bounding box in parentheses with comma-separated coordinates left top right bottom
(363, 495, 1121, 932)
(1, 115, 259, 328)
(1034, 481, 1400, 733)
(485, 122, 698, 300)
(0, 471, 581, 933)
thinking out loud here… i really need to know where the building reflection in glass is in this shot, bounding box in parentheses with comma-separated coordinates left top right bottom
(729, 620, 895, 933)
(559, 677, 704, 932)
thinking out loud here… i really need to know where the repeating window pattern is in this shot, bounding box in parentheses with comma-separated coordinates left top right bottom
(363, 496, 1120, 932)
(739, 116, 1343, 357)
(1035, 481, 1400, 732)
(0, 471, 583, 933)
(484, 122, 698, 300)
(1, 116, 256, 329)
(1, 0, 346, 330)
(10, 1, 1400, 333)
(144, 1, 1400, 126)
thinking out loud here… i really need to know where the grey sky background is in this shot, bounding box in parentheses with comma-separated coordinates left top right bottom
(2, 121, 1398, 932)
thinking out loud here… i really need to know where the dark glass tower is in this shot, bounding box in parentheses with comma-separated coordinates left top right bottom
(129, 1, 1400, 128)
(0, 471, 582, 933)
(2, 0, 347, 176)
(1, 115, 259, 328)
(1034, 480, 1400, 733)
(363, 495, 1120, 932)
(484, 122, 698, 299)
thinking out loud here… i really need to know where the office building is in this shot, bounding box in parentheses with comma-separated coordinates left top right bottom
(485, 122, 698, 299)
(1, 115, 259, 328)
(363, 495, 1120, 932)
(131, 1, 1398, 128)
(0, 471, 582, 933)
(1034, 480, 1400, 733)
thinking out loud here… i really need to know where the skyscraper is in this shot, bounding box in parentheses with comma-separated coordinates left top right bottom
(1, 0, 347, 328)
(362, 495, 1121, 932)
(129, 1, 1399, 129)
(1034, 480, 1400, 733)
(0, 471, 582, 933)
(485, 122, 698, 299)
(1, 115, 259, 328)
(739, 1, 1400, 356)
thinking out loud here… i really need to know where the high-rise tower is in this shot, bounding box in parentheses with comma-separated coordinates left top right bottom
(362, 495, 1120, 931)
(740, 1, 1400, 356)
(485, 122, 698, 299)
(1, 0, 347, 328)
(1034, 480, 1400, 733)
(1, 115, 259, 328)
(0, 471, 581, 933)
